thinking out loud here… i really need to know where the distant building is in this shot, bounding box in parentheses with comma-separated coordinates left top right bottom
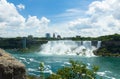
(46, 33, 51, 39)
(53, 33, 55, 38)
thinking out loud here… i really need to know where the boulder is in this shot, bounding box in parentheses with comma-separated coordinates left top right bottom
(0, 48, 26, 79)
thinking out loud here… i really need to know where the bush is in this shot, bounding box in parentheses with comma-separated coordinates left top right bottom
(46, 59, 100, 79)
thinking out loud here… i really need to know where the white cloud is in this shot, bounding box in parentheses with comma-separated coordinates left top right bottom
(65, 0, 120, 37)
(17, 4, 25, 10)
(66, 8, 80, 13)
(49, 0, 119, 37)
(0, 0, 50, 37)
(0, 0, 120, 37)
(0, 0, 25, 26)
(55, 8, 84, 20)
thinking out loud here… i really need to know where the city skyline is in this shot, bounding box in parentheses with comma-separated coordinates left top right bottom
(0, 0, 120, 37)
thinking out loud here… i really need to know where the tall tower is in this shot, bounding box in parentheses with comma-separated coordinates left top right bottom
(53, 33, 55, 38)
(46, 33, 51, 39)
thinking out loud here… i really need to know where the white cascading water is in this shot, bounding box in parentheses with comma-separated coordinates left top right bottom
(39, 40, 101, 57)
(97, 41, 101, 49)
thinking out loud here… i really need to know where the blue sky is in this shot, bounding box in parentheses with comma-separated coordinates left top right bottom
(8, 0, 93, 16)
(7, 0, 98, 23)
(0, 0, 120, 37)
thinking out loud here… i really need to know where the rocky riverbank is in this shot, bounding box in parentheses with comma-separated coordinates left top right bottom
(0, 48, 26, 79)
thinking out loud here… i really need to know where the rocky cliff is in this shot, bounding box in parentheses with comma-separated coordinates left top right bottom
(0, 48, 26, 79)
(95, 41, 120, 56)
(101, 41, 120, 53)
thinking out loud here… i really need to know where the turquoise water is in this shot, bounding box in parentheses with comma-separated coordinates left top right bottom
(7, 51, 120, 79)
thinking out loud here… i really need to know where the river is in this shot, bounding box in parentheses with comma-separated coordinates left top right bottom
(7, 40, 120, 79)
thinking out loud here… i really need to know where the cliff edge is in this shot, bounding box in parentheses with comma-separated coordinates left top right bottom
(0, 48, 26, 79)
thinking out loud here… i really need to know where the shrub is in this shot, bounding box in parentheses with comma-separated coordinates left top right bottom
(47, 59, 100, 79)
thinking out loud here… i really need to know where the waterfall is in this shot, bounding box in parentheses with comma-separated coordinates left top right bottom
(97, 41, 101, 49)
(39, 40, 101, 57)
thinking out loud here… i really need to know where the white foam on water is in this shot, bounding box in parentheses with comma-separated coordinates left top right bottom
(29, 58, 39, 63)
(61, 64, 65, 67)
(19, 57, 26, 60)
(28, 68, 37, 72)
(55, 60, 62, 63)
(87, 63, 90, 66)
(105, 71, 112, 73)
(39, 40, 101, 57)
(97, 71, 116, 79)
(19, 57, 30, 64)
(29, 58, 34, 62)
(45, 65, 51, 71)
(42, 70, 53, 74)
(63, 62, 71, 65)
(97, 72, 106, 76)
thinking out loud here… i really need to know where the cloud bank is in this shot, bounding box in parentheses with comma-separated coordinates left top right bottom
(68, 0, 120, 37)
(0, 0, 50, 37)
(0, 0, 120, 37)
